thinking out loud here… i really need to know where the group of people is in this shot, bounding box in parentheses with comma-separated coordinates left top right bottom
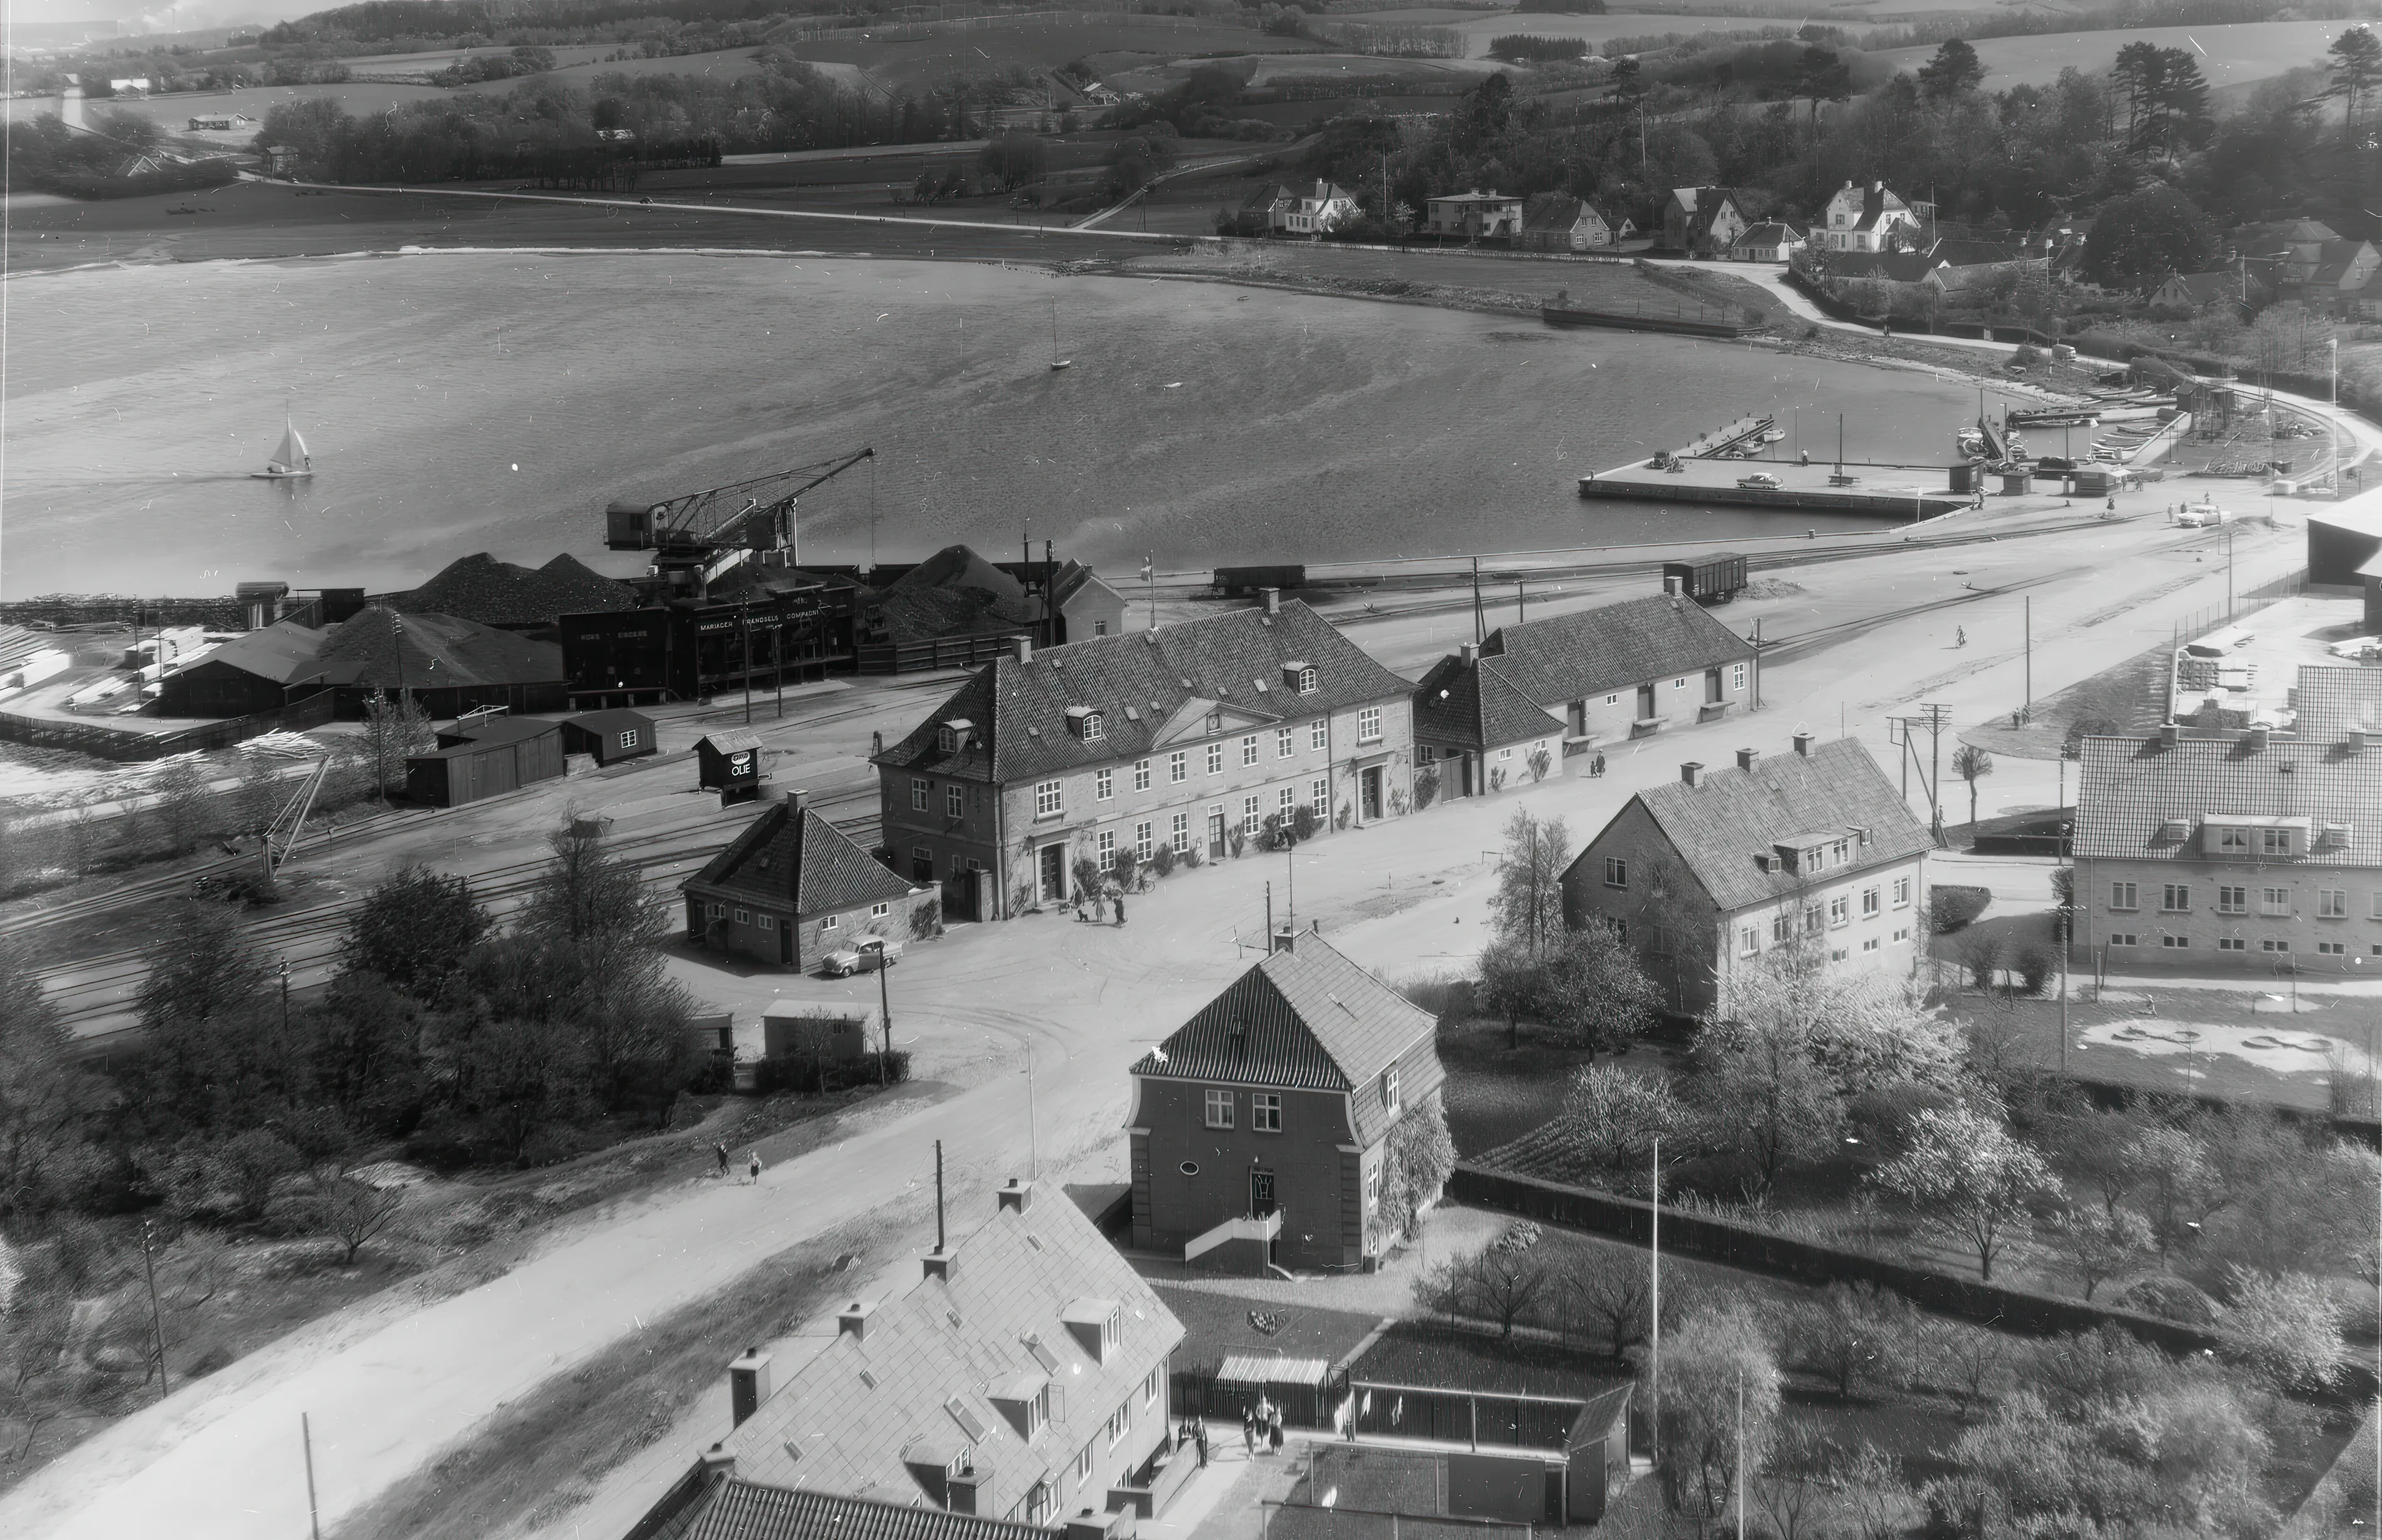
(1173, 1399, 1288, 1466)
(714, 1143, 763, 1183)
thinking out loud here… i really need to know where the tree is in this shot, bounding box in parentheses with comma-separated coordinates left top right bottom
(1688, 1011, 1842, 1199)
(1422, 1246, 1548, 1338)
(0, 941, 102, 1218)
(130, 904, 297, 1138)
(1558, 1063, 1687, 1187)
(305, 972, 428, 1136)
(1649, 1304, 1780, 1519)
(1482, 924, 1659, 1055)
(2081, 184, 2217, 287)
(1916, 38, 1983, 101)
(355, 692, 434, 799)
(1753, 1424, 1832, 1540)
(2327, 25, 2382, 145)
(2219, 1267, 2347, 1391)
(307, 1169, 405, 1265)
(1489, 808, 1569, 955)
(2048, 1202, 2152, 1300)
(1795, 45, 1852, 126)
(1832, 1444, 1920, 1540)
(340, 865, 490, 1002)
(1559, 1243, 1658, 1361)
(1872, 1105, 2061, 1280)
(2121, 1121, 2219, 1251)
(1951, 743, 1992, 832)
(1790, 1281, 1917, 1401)
(1378, 1092, 1454, 1238)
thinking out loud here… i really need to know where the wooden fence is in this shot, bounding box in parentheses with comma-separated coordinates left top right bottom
(1344, 1381, 1584, 1451)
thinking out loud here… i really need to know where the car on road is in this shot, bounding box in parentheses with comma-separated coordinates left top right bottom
(2176, 502, 2230, 527)
(821, 936, 902, 977)
(1737, 472, 1781, 490)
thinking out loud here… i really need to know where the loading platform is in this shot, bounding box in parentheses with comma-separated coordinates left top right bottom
(1580, 457, 1968, 520)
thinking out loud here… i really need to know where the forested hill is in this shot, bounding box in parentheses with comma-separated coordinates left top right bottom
(266, 0, 819, 47)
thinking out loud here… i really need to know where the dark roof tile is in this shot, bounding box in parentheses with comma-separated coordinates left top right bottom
(1478, 594, 1755, 709)
(685, 802, 919, 914)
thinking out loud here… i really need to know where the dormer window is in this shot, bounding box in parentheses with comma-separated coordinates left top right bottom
(1065, 706, 1104, 742)
(937, 727, 956, 753)
(987, 1372, 1051, 1439)
(1282, 661, 1317, 694)
(1061, 1298, 1121, 1363)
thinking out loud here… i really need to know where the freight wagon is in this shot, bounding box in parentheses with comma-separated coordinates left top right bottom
(1214, 565, 1305, 597)
(1661, 552, 1748, 605)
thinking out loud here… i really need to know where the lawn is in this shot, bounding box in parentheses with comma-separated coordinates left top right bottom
(1864, 20, 2346, 93)
(1351, 1319, 1631, 1399)
(1154, 1284, 1388, 1370)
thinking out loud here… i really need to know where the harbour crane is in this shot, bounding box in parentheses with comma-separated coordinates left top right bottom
(604, 447, 874, 596)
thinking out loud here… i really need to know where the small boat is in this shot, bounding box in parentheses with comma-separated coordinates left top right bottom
(251, 415, 313, 479)
(1759, 429, 1784, 443)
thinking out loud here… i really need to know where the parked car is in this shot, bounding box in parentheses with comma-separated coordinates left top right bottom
(821, 936, 903, 977)
(1737, 472, 1781, 490)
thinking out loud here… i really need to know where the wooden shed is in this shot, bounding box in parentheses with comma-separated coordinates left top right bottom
(561, 707, 657, 767)
(406, 717, 565, 807)
(695, 731, 765, 799)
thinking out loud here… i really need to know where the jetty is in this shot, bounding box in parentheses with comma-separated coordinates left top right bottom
(1580, 416, 1966, 519)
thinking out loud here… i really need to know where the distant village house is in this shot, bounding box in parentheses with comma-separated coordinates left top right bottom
(1425, 190, 1524, 240)
(1519, 192, 1631, 252)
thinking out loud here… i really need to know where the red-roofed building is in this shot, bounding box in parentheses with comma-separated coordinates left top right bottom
(681, 790, 936, 970)
(1128, 931, 1445, 1272)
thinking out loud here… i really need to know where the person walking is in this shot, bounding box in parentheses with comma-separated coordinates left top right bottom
(1268, 1418, 1285, 1457)
(1113, 889, 1126, 926)
(748, 1150, 763, 1185)
(1241, 1410, 1256, 1459)
(1955, 626, 1968, 648)
(1194, 1417, 1209, 1468)
(714, 1142, 729, 1178)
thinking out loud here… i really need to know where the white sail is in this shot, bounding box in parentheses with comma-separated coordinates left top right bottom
(274, 417, 310, 472)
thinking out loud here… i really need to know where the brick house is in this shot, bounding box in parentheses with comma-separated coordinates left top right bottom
(872, 592, 1415, 917)
(634, 1178, 1184, 1535)
(2072, 722, 2382, 974)
(682, 790, 937, 970)
(1560, 736, 1934, 1016)
(1413, 589, 1759, 796)
(1728, 221, 1803, 263)
(1129, 931, 1445, 1273)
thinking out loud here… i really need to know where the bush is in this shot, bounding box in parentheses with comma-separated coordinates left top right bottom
(2113, 1274, 2220, 1327)
(1414, 764, 1440, 810)
(2017, 945, 2056, 996)
(1183, 846, 1204, 869)
(1932, 884, 1992, 933)
(1964, 938, 2004, 992)
(1226, 824, 1248, 858)
(749, 1050, 911, 1095)
(2011, 343, 2044, 367)
(1151, 843, 1177, 878)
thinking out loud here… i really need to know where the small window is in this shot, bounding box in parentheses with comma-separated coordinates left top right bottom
(1893, 877, 1912, 909)
(1358, 706, 1383, 743)
(734, 907, 750, 924)
(1082, 712, 1105, 743)
(2161, 884, 2190, 913)
(1311, 777, 1329, 812)
(1771, 912, 1791, 943)
(1277, 727, 1295, 759)
(1099, 829, 1116, 865)
(1095, 621, 1109, 636)
(1136, 821, 1154, 861)
(1145, 1366, 1162, 1406)
(946, 784, 965, 819)
(1097, 768, 1114, 802)
(1299, 667, 1318, 693)
(1037, 780, 1063, 817)
(1252, 1093, 1282, 1133)
(1134, 759, 1151, 792)
(2109, 933, 2137, 947)
(1861, 885, 1880, 917)
(2162, 934, 2192, 949)
(1170, 750, 1188, 784)
(1206, 743, 1224, 776)
(1075, 1446, 1094, 1485)
(873, 902, 890, 917)
(1498, 746, 1514, 760)
(911, 778, 929, 812)
(1739, 926, 1760, 956)
(1829, 895, 1849, 927)
(1604, 856, 1628, 889)
(1171, 812, 1190, 853)
(1832, 839, 1849, 863)
(758, 914, 775, 930)
(618, 729, 640, 749)
(2262, 828, 2291, 856)
(1106, 1401, 1131, 1448)
(936, 726, 957, 754)
(707, 903, 724, 919)
(2217, 885, 2247, 915)
(2217, 827, 2251, 854)
(1310, 719, 1327, 751)
(821, 914, 838, 931)
(1029, 1484, 1054, 1526)
(2319, 889, 2347, 919)
(2110, 882, 2138, 912)
(1380, 1065, 1401, 1114)
(2319, 941, 2347, 955)
(1241, 734, 1260, 767)
(1204, 1089, 1234, 1129)
(1731, 663, 1746, 690)
(1862, 936, 1879, 952)
(2262, 938, 2291, 953)
(1605, 694, 1619, 706)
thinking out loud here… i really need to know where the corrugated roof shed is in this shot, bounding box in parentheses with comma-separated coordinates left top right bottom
(685, 801, 918, 915)
(2074, 730, 2382, 867)
(1129, 935, 1440, 1145)
(650, 1477, 1058, 1540)
(874, 601, 1410, 787)
(1476, 594, 1755, 710)
(722, 1188, 1183, 1522)
(1607, 739, 1934, 912)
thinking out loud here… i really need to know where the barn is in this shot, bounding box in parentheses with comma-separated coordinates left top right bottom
(406, 717, 567, 807)
(560, 708, 657, 767)
(155, 621, 328, 717)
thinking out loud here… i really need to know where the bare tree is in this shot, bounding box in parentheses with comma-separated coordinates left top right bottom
(310, 1169, 406, 1265)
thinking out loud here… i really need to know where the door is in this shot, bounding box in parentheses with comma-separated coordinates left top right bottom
(1250, 1168, 1276, 1217)
(779, 919, 795, 966)
(1636, 683, 1656, 721)
(1207, 812, 1227, 860)
(1361, 766, 1383, 821)
(1705, 667, 1723, 704)
(1038, 843, 1066, 905)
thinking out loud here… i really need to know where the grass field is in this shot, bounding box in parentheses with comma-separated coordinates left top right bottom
(785, 15, 1312, 94)
(1154, 1285, 1387, 1368)
(1864, 19, 2349, 92)
(1434, 11, 1873, 57)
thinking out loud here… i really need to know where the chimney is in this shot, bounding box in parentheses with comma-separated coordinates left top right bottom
(702, 1443, 738, 1479)
(947, 1468, 989, 1515)
(728, 1347, 772, 1427)
(838, 1301, 875, 1341)
(2160, 722, 2180, 747)
(1663, 575, 1683, 597)
(1792, 732, 1814, 758)
(787, 787, 809, 812)
(2248, 726, 2270, 752)
(1460, 641, 1479, 665)
(1681, 762, 1703, 787)
(2351, 728, 2369, 755)
(923, 1249, 957, 1282)
(1014, 636, 1033, 665)
(1271, 924, 1297, 955)
(1261, 587, 1280, 615)
(1066, 1513, 1132, 1540)
(997, 1178, 1035, 1214)
(1736, 748, 1760, 771)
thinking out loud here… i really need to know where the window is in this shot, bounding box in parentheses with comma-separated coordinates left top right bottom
(1144, 1366, 1162, 1407)
(2217, 886, 2247, 915)
(2373, 892, 2382, 919)
(1310, 719, 1327, 751)
(1204, 1089, 1234, 1129)
(1242, 795, 1261, 834)
(1358, 706, 1382, 743)
(1803, 906, 1824, 935)
(1280, 787, 1296, 817)
(758, 914, 775, 930)
(1498, 746, 1514, 761)
(821, 914, 838, 931)
(873, 902, 890, 917)
(1277, 728, 1295, 759)
(2261, 887, 2290, 916)
(1098, 829, 1116, 865)
(734, 907, 749, 924)
(2263, 938, 2291, 953)
(1206, 742, 1224, 776)
(1134, 759, 1151, 792)
(2216, 826, 2251, 855)
(1893, 877, 1912, 909)
(2161, 934, 2191, 949)
(1604, 856, 1629, 889)
(1380, 1066, 1401, 1114)
(1862, 937, 1880, 952)
(1097, 768, 1114, 802)
(1893, 927, 1911, 943)
(946, 784, 965, 819)
(1772, 912, 1791, 944)
(1171, 812, 1190, 853)
(1605, 694, 1620, 706)
(1095, 622, 1108, 636)
(2320, 889, 2348, 918)
(2109, 933, 2137, 947)
(1673, 677, 1688, 690)
(2263, 828, 2292, 856)
(1170, 751, 1187, 785)
(2161, 884, 2190, 913)
(707, 903, 724, 919)
(1830, 947, 1849, 962)
(1253, 1093, 1282, 1133)
(1861, 886, 1880, 917)
(1740, 926, 1761, 956)
(1136, 822, 1153, 862)
(618, 729, 640, 749)
(1829, 895, 1849, 927)
(1365, 1165, 1382, 1215)
(1036, 780, 1063, 817)
(1106, 1402, 1131, 1448)
(911, 849, 932, 882)
(1831, 839, 1850, 865)
(1732, 663, 1747, 690)
(1075, 1446, 1094, 1485)
(1083, 712, 1104, 743)
(1241, 734, 1260, 767)
(2110, 882, 2139, 912)
(936, 726, 957, 755)
(2217, 936, 2244, 951)
(2319, 941, 2347, 955)
(911, 778, 929, 812)
(1029, 1484, 1055, 1526)
(1299, 667, 1318, 693)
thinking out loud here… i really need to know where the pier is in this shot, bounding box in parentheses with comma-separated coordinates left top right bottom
(1580, 456, 1966, 520)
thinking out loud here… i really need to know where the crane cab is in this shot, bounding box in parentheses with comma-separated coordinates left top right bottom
(606, 499, 662, 552)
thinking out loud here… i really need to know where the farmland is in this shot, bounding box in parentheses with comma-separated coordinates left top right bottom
(780, 14, 1315, 95)
(1863, 18, 2351, 92)
(1429, 11, 1876, 57)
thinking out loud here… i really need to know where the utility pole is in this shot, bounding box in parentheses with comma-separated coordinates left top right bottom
(1143, 553, 1156, 631)
(740, 597, 753, 725)
(2227, 523, 2236, 620)
(2024, 594, 2031, 714)
(1927, 702, 1947, 845)
(877, 952, 895, 1085)
(1471, 557, 1484, 644)
(303, 1414, 323, 1540)
(141, 1221, 170, 1401)
(1649, 1136, 1661, 1479)
(1515, 578, 1527, 625)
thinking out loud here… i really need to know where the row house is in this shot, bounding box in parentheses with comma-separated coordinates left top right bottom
(2073, 721, 2382, 973)
(1560, 736, 1934, 1016)
(872, 592, 1416, 916)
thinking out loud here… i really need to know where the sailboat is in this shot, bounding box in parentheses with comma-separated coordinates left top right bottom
(1048, 299, 1072, 372)
(252, 415, 313, 480)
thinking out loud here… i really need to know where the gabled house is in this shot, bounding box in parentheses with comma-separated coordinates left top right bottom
(1284, 180, 1358, 236)
(2072, 721, 2382, 973)
(1129, 930, 1445, 1272)
(2151, 270, 2254, 314)
(1729, 221, 1803, 263)
(1425, 189, 1524, 240)
(2303, 240, 2381, 314)
(1410, 643, 1566, 801)
(155, 618, 328, 717)
(1050, 560, 1130, 643)
(1559, 735, 1934, 1016)
(2227, 219, 2339, 286)
(872, 591, 1415, 915)
(631, 1179, 1185, 1535)
(1238, 182, 1295, 236)
(1519, 192, 1630, 252)
(1819, 180, 1925, 253)
(1663, 186, 1752, 257)
(682, 789, 937, 970)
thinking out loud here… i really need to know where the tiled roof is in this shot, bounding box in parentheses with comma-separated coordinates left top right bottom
(170, 619, 326, 685)
(314, 605, 563, 689)
(1580, 739, 1935, 912)
(685, 800, 919, 914)
(723, 1188, 1183, 1523)
(1476, 594, 1755, 709)
(873, 601, 1409, 787)
(1411, 651, 1564, 752)
(1129, 934, 1439, 1143)
(2075, 730, 2382, 867)
(2295, 667, 2382, 741)
(1243, 182, 1293, 212)
(1929, 237, 2028, 269)
(1431, 190, 1519, 206)
(393, 551, 637, 628)
(653, 1478, 1057, 1540)
(1684, 188, 1746, 242)
(1732, 221, 1801, 247)
(1522, 192, 1593, 233)
(2158, 270, 2239, 305)
(1853, 182, 1907, 232)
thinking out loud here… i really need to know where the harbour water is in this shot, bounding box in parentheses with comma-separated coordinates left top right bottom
(1, 252, 1983, 597)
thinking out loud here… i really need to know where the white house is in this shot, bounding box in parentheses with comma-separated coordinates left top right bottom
(1283, 180, 1359, 236)
(1426, 190, 1524, 240)
(1820, 180, 1925, 253)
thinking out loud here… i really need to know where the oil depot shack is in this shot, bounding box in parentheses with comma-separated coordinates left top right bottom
(406, 716, 567, 807)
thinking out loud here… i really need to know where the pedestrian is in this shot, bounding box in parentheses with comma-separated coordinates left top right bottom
(1114, 890, 1127, 926)
(748, 1150, 763, 1185)
(1195, 1418, 1209, 1468)
(1269, 1419, 1284, 1456)
(714, 1142, 729, 1178)
(1590, 751, 1606, 778)
(2106, 496, 2116, 513)
(1242, 1410, 1256, 1458)
(1956, 626, 1968, 648)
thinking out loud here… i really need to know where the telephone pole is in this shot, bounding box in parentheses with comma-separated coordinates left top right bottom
(1471, 557, 1485, 644)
